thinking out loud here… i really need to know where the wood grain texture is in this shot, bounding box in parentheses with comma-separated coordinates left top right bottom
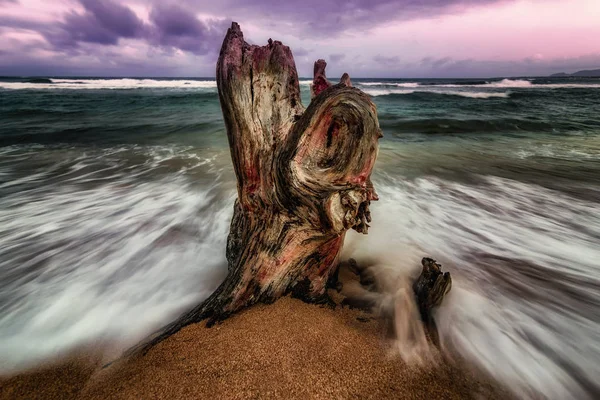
(126, 22, 381, 355)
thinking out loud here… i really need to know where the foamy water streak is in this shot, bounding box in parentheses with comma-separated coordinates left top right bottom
(0, 78, 316, 91)
(360, 82, 421, 88)
(476, 78, 600, 88)
(0, 79, 219, 90)
(356, 78, 600, 89)
(357, 78, 600, 98)
(362, 89, 511, 98)
(2, 78, 599, 93)
(0, 145, 233, 372)
(345, 173, 600, 399)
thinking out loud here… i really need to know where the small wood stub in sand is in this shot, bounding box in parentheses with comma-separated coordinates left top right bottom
(413, 257, 452, 344)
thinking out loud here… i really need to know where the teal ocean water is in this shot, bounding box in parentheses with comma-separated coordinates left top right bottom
(1, 77, 599, 398)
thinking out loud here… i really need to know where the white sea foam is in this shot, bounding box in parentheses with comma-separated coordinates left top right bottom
(416, 78, 531, 88)
(431, 79, 600, 89)
(344, 174, 600, 400)
(446, 90, 511, 98)
(516, 142, 600, 160)
(363, 88, 511, 98)
(358, 78, 600, 90)
(364, 89, 417, 96)
(359, 82, 421, 88)
(484, 78, 533, 87)
(0, 79, 218, 90)
(2, 77, 599, 91)
(0, 146, 234, 372)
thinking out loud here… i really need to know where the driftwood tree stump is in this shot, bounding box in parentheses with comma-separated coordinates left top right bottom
(130, 22, 381, 355)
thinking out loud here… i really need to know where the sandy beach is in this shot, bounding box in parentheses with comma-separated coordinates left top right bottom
(0, 265, 508, 400)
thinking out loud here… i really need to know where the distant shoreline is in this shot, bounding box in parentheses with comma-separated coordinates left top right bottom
(3, 74, 599, 80)
(551, 68, 600, 77)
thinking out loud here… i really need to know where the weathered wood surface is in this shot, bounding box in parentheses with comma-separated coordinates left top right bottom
(412, 257, 452, 343)
(128, 22, 381, 355)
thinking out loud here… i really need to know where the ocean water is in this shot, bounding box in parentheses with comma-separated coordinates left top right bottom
(1, 76, 599, 399)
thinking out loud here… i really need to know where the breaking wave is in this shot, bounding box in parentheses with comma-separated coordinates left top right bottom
(2, 77, 599, 91)
(360, 82, 421, 88)
(0, 145, 234, 373)
(0, 78, 218, 90)
(482, 78, 532, 87)
(364, 89, 511, 98)
(356, 78, 600, 89)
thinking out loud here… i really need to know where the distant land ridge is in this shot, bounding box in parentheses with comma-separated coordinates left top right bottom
(550, 68, 600, 77)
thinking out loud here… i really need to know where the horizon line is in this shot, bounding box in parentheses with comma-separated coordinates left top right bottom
(0, 74, 580, 80)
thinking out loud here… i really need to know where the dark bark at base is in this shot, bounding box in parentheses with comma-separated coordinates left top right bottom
(412, 257, 452, 344)
(124, 22, 381, 357)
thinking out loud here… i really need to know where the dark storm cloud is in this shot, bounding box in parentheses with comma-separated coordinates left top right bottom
(4, 0, 595, 77)
(0, 15, 44, 31)
(39, 0, 226, 55)
(44, 0, 145, 48)
(2, 0, 510, 60)
(78, 0, 143, 39)
(147, 4, 229, 55)
(182, 0, 507, 36)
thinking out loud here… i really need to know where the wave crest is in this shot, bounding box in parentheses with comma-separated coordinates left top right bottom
(0, 79, 218, 90)
(365, 89, 510, 98)
(359, 82, 421, 88)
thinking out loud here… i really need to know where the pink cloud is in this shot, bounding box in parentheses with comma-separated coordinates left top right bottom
(1, 0, 599, 77)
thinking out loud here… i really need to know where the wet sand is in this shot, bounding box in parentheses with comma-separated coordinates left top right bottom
(0, 269, 508, 400)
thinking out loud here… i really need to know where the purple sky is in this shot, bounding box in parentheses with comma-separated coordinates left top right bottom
(1, 0, 599, 77)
